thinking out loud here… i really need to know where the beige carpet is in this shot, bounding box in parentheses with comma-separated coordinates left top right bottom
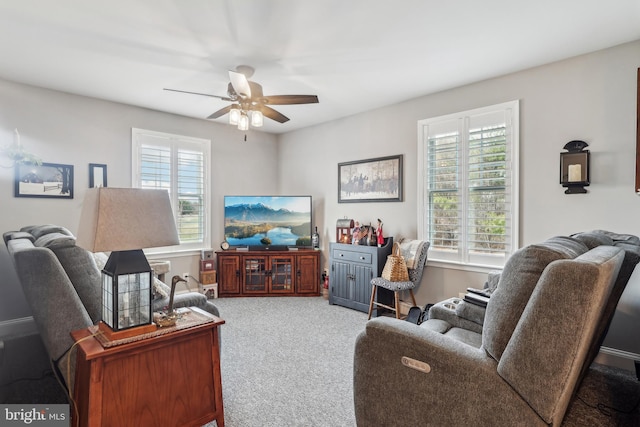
(563, 363, 640, 426)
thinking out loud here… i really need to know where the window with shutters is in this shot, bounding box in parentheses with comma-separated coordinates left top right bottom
(417, 101, 519, 268)
(131, 128, 210, 252)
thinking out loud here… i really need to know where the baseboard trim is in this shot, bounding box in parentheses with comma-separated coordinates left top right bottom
(600, 346, 640, 361)
(0, 316, 38, 339)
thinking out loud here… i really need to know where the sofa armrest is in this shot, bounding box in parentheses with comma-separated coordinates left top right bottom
(354, 317, 544, 426)
(427, 297, 484, 333)
(153, 291, 208, 312)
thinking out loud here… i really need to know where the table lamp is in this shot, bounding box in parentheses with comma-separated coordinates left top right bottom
(77, 187, 179, 334)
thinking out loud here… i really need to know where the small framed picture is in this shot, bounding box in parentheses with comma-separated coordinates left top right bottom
(89, 163, 107, 188)
(14, 162, 74, 199)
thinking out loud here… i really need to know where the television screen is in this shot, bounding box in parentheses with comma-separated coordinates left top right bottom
(224, 195, 312, 249)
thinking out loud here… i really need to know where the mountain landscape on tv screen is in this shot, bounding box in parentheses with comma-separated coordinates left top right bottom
(224, 203, 311, 246)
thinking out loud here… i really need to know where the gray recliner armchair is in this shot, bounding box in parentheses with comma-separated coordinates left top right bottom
(354, 235, 629, 426)
(4, 224, 220, 392)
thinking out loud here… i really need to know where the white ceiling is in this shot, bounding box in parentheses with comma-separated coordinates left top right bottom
(1, 0, 639, 134)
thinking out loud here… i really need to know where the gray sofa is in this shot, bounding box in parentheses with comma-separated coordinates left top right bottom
(354, 232, 640, 426)
(4, 224, 220, 392)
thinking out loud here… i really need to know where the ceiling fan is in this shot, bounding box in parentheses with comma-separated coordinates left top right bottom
(164, 65, 319, 129)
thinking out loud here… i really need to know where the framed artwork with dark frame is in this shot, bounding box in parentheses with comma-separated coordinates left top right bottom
(89, 163, 107, 188)
(338, 154, 403, 203)
(14, 162, 74, 199)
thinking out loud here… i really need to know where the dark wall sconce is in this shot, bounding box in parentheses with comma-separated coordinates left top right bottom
(560, 140, 590, 194)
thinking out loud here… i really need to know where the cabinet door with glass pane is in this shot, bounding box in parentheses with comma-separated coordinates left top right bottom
(269, 255, 295, 293)
(242, 255, 269, 294)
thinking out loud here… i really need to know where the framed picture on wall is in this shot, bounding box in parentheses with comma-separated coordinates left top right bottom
(89, 163, 107, 188)
(338, 155, 403, 203)
(14, 162, 74, 199)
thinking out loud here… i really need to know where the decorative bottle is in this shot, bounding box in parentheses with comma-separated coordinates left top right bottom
(312, 226, 320, 249)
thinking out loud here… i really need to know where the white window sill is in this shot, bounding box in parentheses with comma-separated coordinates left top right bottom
(427, 259, 503, 274)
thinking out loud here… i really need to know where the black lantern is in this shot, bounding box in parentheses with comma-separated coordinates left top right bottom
(560, 140, 590, 194)
(102, 250, 152, 331)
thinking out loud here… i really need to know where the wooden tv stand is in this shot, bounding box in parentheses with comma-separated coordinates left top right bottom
(216, 249, 320, 297)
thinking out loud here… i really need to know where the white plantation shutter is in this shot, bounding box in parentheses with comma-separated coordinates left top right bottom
(132, 128, 210, 251)
(176, 149, 206, 242)
(418, 101, 519, 268)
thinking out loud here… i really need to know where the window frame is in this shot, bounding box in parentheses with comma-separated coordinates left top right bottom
(131, 128, 211, 254)
(417, 101, 519, 271)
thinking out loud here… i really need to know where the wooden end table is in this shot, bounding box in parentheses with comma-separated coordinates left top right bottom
(71, 307, 225, 427)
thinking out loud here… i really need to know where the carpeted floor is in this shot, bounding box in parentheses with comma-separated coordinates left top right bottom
(2, 297, 638, 426)
(563, 363, 640, 426)
(0, 333, 68, 404)
(206, 296, 368, 427)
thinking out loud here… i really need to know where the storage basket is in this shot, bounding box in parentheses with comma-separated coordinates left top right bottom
(381, 242, 409, 282)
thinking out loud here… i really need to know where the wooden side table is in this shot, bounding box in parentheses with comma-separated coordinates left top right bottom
(71, 307, 225, 427)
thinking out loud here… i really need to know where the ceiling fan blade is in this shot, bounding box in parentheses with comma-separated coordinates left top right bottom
(259, 105, 290, 123)
(163, 88, 232, 101)
(229, 70, 251, 98)
(207, 105, 234, 119)
(262, 95, 319, 105)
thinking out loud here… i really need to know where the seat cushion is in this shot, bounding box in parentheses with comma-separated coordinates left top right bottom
(482, 236, 588, 361)
(419, 318, 452, 334)
(370, 277, 415, 291)
(443, 327, 482, 348)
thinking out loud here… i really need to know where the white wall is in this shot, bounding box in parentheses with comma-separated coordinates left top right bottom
(279, 40, 640, 307)
(0, 78, 278, 323)
(2, 40, 640, 361)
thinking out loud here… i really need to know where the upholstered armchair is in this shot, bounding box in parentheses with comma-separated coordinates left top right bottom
(4, 225, 220, 392)
(354, 237, 625, 426)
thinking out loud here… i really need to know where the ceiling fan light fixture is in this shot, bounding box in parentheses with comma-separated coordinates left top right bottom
(167, 65, 318, 130)
(251, 110, 264, 127)
(229, 107, 240, 125)
(238, 112, 249, 131)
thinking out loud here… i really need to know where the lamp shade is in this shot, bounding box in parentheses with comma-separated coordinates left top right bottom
(238, 112, 249, 131)
(77, 187, 180, 252)
(229, 107, 240, 125)
(251, 110, 264, 127)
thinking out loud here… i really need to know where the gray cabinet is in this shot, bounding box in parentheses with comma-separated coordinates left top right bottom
(329, 238, 393, 314)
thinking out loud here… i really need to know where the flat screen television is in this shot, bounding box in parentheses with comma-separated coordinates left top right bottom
(223, 195, 313, 250)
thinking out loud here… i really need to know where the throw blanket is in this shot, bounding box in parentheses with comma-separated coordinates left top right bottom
(400, 240, 426, 269)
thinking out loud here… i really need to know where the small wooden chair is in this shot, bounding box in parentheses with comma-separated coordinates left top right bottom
(368, 241, 430, 319)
